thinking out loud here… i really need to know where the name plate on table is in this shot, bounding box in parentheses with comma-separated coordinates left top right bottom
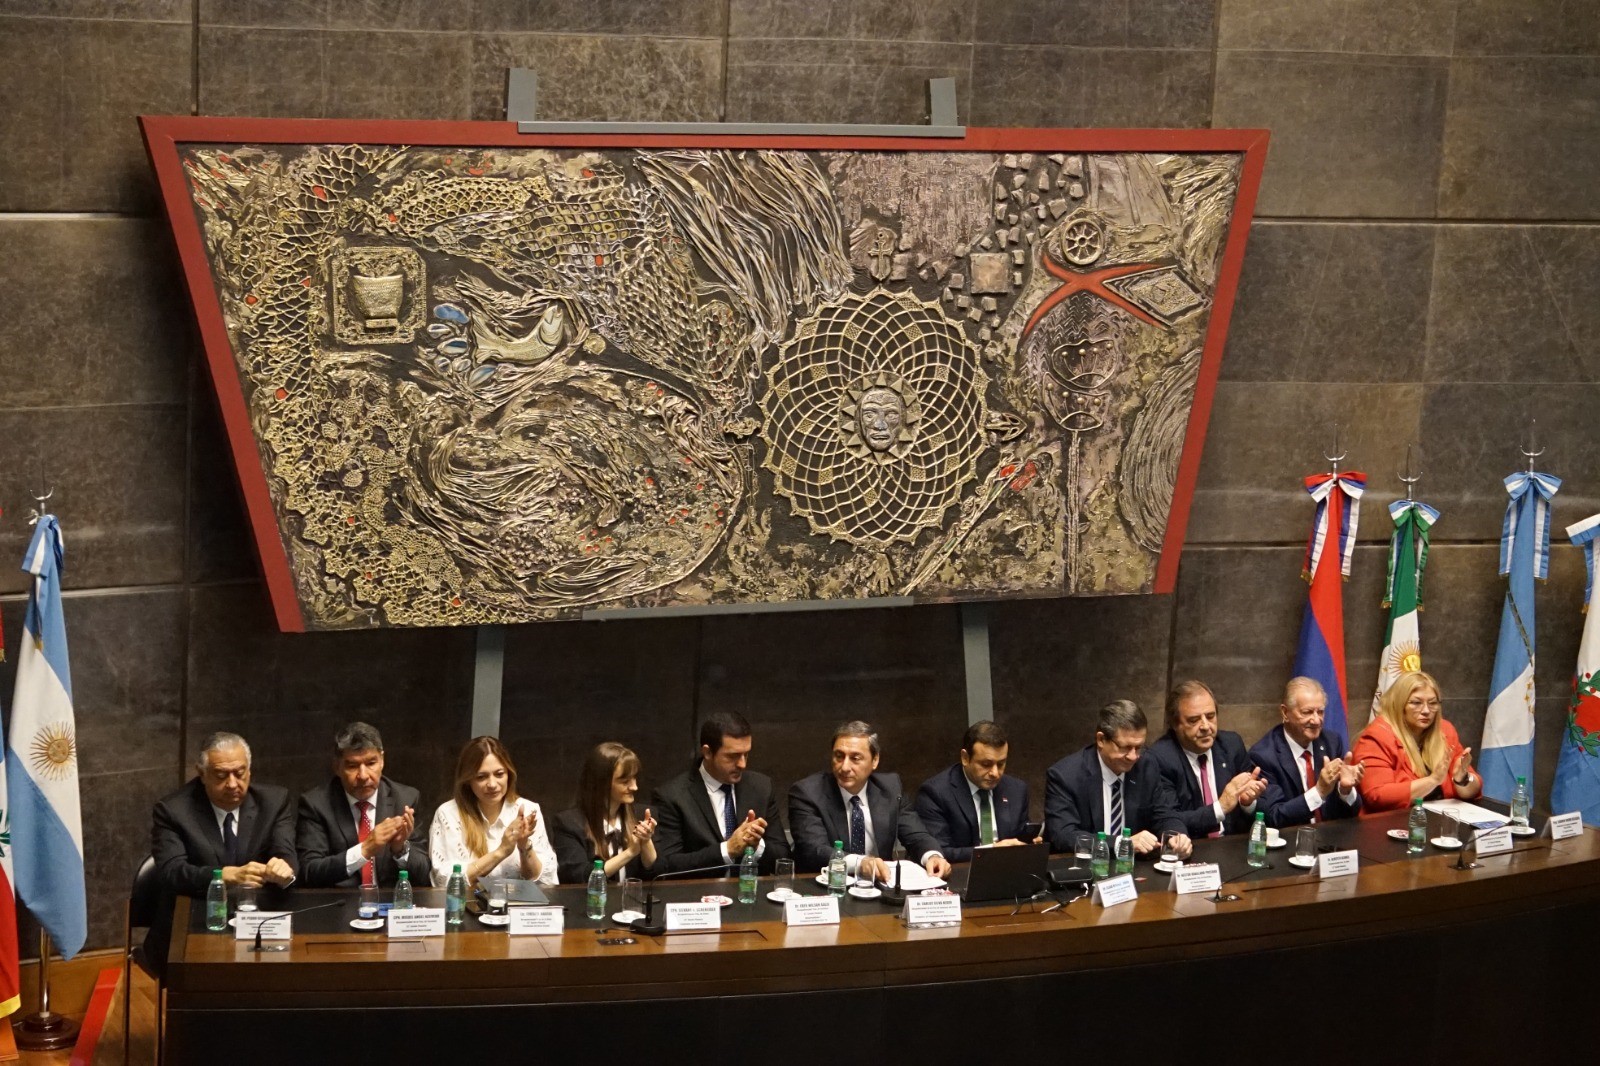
(1091, 873, 1137, 907)
(1317, 850, 1359, 879)
(509, 907, 565, 935)
(1171, 864, 1222, 895)
(1475, 827, 1513, 856)
(1548, 811, 1585, 840)
(387, 908, 446, 937)
(232, 911, 290, 940)
(902, 894, 961, 928)
(665, 902, 721, 932)
(783, 896, 840, 927)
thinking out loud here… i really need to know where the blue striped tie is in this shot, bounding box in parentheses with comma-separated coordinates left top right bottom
(1108, 777, 1124, 839)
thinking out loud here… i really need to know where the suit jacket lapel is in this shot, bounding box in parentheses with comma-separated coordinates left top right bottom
(867, 778, 894, 858)
(333, 779, 361, 852)
(1082, 749, 1105, 833)
(820, 778, 848, 849)
(233, 791, 259, 863)
(949, 766, 980, 842)
(192, 782, 226, 867)
(691, 772, 726, 844)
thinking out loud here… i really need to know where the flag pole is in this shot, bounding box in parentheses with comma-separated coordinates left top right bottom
(13, 930, 77, 1050)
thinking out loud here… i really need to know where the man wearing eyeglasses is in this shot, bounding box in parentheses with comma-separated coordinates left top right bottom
(1044, 700, 1191, 859)
(1250, 676, 1363, 828)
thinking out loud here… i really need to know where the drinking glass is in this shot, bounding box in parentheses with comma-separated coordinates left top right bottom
(1439, 812, 1461, 848)
(619, 877, 644, 919)
(358, 883, 380, 919)
(234, 884, 258, 915)
(487, 877, 508, 916)
(1294, 827, 1317, 865)
(774, 859, 796, 898)
(1074, 832, 1094, 861)
(1159, 830, 1181, 866)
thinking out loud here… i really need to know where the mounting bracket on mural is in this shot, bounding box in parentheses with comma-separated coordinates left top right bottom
(506, 69, 964, 137)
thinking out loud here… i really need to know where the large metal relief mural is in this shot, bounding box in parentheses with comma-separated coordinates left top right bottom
(151, 123, 1262, 629)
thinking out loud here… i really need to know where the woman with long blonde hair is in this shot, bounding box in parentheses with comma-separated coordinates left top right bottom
(552, 742, 657, 884)
(428, 736, 557, 887)
(1353, 670, 1482, 813)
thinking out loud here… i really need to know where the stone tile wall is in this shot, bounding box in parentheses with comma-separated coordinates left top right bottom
(0, 1, 1594, 951)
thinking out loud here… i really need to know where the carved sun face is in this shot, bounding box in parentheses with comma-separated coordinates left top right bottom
(838, 374, 920, 463)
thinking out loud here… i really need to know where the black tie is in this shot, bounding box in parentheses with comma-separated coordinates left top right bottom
(222, 811, 239, 865)
(720, 783, 737, 838)
(849, 795, 867, 856)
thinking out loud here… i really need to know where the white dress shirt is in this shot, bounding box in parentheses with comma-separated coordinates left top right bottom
(700, 764, 765, 863)
(428, 797, 558, 888)
(1287, 735, 1358, 812)
(341, 790, 411, 874)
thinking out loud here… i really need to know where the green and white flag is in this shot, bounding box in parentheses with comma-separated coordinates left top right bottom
(1370, 498, 1439, 721)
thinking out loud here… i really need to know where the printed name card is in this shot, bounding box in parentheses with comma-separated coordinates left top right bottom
(232, 911, 290, 940)
(1474, 827, 1513, 856)
(508, 907, 565, 935)
(902, 894, 962, 928)
(1171, 863, 1222, 895)
(387, 908, 446, 938)
(1317, 850, 1359, 879)
(1548, 811, 1585, 841)
(664, 902, 721, 932)
(783, 896, 840, 927)
(1091, 873, 1138, 907)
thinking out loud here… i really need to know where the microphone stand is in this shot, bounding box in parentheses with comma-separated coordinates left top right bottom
(1208, 861, 1275, 904)
(875, 858, 908, 907)
(1451, 826, 1483, 871)
(247, 899, 346, 952)
(633, 862, 743, 936)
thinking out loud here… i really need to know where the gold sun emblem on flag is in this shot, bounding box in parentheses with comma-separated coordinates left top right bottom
(28, 723, 76, 781)
(1385, 641, 1422, 675)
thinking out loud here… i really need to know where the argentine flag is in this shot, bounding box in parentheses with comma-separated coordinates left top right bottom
(4, 516, 85, 958)
(1481, 471, 1560, 804)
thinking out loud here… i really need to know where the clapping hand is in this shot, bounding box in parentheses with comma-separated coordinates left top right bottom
(1337, 754, 1364, 791)
(629, 808, 657, 847)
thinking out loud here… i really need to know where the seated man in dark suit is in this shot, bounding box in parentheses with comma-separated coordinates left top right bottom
(1045, 700, 1192, 859)
(651, 711, 790, 875)
(789, 720, 951, 881)
(1147, 681, 1268, 838)
(914, 719, 1033, 863)
(148, 732, 297, 970)
(1251, 676, 1363, 828)
(296, 721, 430, 888)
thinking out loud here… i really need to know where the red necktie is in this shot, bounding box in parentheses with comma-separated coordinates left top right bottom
(1302, 751, 1320, 824)
(1197, 754, 1220, 838)
(357, 800, 374, 886)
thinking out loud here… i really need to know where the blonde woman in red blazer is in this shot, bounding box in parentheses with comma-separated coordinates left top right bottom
(1353, 671, 1482, 814)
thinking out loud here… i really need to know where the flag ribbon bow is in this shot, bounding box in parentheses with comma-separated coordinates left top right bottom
(1570, 514, 1600, 610)
(1303, 472, 1366, 580)
(1500, 471, 1561, 580)
(1383, 499, 1439, 610)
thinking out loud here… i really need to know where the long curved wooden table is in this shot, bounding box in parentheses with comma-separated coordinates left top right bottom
(163, 809, 1600, 1064)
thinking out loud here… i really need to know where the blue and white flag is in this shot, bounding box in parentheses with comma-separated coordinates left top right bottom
(4, 516, 85, 958)
(1551, 514, 1600, 822)
(1481, 471, 1561, 803)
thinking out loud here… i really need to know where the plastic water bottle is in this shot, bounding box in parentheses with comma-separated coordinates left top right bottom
(1408, 798, 1428, 854)
(1113, 827, 1134, 875)
(1247, 811, 1268, 868)
(1091, 831, 1110, 880)
(1511, 776, 1532, 828)
(739, 846, 758, 904)
(205, 869, 227, 931)
(828, 840, 848, 896)
(392, 869, 414, 909)
(446, 864, 466, 927)
(586, 859, 607, 919)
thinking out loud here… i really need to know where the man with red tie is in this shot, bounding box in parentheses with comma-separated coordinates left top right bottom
(1250, 678, 1363, 828)
(1148, 681, 1269, 838)
(297, 721, 430, 888)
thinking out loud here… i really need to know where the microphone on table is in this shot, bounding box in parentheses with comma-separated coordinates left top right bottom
(1207, 860, 1276, 904)
(874, 858, 907, 906)
(1452, 825, 1484, 871)
(632, 862, 741, 936)
(245, 898, 346, 953)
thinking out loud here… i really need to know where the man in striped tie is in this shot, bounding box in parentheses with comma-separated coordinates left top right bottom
(296, 722, 430, 888)
(1044, 701, 1191, 859)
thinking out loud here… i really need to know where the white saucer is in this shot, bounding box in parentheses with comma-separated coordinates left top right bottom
(1266, 838, 1287, 849)
(701, 895, 734, 907)
(476, 912, 509, 927)
(814, 874, 864, 888)
(611, 910, 646, 924)
(1387, 828, 1411, 841)
(350, 917, 385, 931)
(1288, 855, 1317, 869)
(766, 889, 798, 903)
(1431, 836, 1463, 850)
(1508, 825, 1537, 836)
(848, 885, 881, 900)
(1152, 860, 1179, 873)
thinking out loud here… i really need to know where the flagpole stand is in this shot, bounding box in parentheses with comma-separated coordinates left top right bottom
(14, 931, 79, 1051)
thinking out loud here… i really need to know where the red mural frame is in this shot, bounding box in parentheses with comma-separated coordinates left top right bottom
(141, 116, 1269, 633)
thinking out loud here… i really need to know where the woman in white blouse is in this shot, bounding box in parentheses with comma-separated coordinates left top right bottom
(429, 736, 557, 888)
